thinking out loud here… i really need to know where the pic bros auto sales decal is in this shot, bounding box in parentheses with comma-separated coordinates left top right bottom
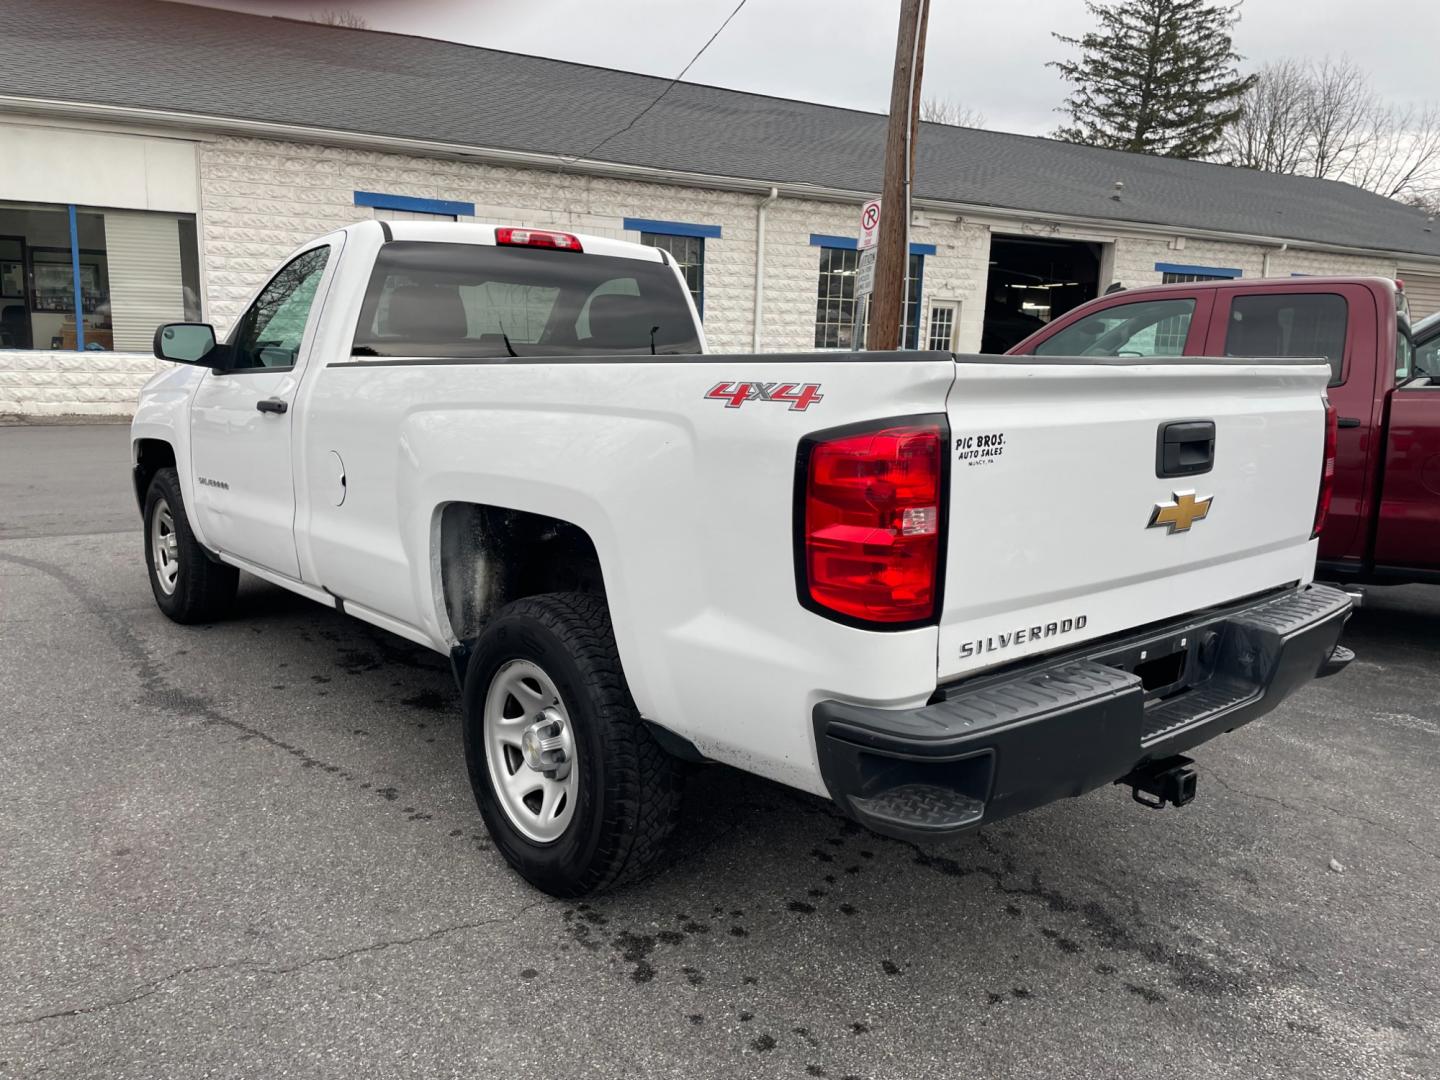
(705, 381, 824, 411)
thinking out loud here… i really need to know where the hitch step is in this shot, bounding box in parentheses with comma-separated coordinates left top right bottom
(1121, 755, 1197, 809)
(1317, 644, 1354, 679)
(849, 784, 986, 832)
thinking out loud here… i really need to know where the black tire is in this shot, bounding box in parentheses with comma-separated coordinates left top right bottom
(143, 467, 239, 624)
(462, 592, 684, 896)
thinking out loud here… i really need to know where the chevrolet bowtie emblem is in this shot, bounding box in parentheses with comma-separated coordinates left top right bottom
(1148, 491, 1213, 534)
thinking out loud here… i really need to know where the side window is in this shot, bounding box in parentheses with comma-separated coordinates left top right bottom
(1033, 298, 1196, 358)
(1224, 293, 1347, 385)
(228, 246, 331, 370)
(1415, 331, 1439, 379)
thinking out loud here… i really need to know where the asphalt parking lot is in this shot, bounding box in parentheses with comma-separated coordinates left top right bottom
(1, 423, 1437, 1080)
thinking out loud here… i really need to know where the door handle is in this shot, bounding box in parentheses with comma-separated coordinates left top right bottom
(1156, 420, 1215, 478)
(1337, 416, 1361, 429)
(256, 398, 288, 415)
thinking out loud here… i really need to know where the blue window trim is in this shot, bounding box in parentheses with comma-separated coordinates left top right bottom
(623, 217, 721, 239)
(1154, 261, 1242, 279)
(810, 233, 936, 256)
(67, 204, 85, 351)
(354, 191, 474, 217)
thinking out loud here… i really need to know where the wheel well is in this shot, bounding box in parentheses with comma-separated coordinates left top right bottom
(438, 503, 606, 644)
(133, 439, 176, 513)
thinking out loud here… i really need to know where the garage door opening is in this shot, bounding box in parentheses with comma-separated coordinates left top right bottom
(982, 236, 1103, 352)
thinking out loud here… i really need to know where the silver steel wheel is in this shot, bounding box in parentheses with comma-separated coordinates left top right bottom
(150, 498, 181, 596)
(483, 659, 578, 844)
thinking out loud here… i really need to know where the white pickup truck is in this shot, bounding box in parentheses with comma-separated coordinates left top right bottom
(132, 220, 1353, 896)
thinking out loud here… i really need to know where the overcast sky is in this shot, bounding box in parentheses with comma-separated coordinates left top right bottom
(179, 0, 1440, 136)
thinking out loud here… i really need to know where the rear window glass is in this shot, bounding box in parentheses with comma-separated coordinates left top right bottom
(1033, 298, 1196, 358)
(1224, 293, 1348, 385)
(352, 241, 701, 358)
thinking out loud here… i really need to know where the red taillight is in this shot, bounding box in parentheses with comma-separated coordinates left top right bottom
(495, 227, 583, 252)
(799, 420, 945, 625)
(1313, 396, 1338, 538)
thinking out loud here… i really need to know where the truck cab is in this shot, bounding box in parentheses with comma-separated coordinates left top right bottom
(1009, 277, 1440, 587)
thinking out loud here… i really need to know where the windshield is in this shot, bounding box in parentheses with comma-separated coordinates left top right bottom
(352, 241, 701, 358)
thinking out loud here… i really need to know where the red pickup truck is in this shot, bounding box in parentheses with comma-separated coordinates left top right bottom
(1008, 277, 1439, 587)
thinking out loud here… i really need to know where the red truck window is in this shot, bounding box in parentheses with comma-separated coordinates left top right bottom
(1032, 298, 1196, 358)
(1224, 293, 1347, 385)
(1416, 332, 1439, 379)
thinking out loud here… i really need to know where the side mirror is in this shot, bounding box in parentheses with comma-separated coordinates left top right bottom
(154, 323, 220, 366)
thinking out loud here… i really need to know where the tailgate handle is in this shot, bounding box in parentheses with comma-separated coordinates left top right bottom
(1156, 420, 1215, 478)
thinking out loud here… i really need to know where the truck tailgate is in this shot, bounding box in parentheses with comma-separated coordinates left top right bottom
(939, 357, 1331, 682)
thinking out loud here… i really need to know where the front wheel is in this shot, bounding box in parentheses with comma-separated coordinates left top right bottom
(462, 593, 684, 896)
(143, 467, 238, 624)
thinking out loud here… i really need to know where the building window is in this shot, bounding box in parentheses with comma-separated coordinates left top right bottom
(1155, 262, 1242, 285)
(814, 248, 922, 349)
(0, 200, 200, 352)
(927, 301, 958, 351)
(640, 233, 704, 315)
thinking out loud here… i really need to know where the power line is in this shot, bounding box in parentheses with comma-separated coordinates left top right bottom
(570, 0, 751, 164)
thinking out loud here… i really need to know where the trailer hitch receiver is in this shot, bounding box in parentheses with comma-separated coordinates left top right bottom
(1121, 755, 1197, 809)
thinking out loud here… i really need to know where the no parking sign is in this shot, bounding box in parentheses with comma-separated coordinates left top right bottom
(858, 199, 881, 250)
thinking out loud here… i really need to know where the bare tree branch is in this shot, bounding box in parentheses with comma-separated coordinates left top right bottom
(311, 8, 369, 28)
(920, 97, 985, 128)
(1221, 57, 1309, 172)
(1222, 55, 1440, 207)
(1345, 101, 1440, 199)
(1304, 56, 1372, 179)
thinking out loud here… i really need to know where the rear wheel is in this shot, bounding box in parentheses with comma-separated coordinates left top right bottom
(143, 467, 238, 624)
(463, 593, 684, 896)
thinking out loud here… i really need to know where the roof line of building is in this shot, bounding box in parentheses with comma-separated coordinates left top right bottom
(5, 92, 1438, 269)
(186, 4, 1373, 200)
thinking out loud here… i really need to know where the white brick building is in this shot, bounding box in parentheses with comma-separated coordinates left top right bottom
(3, 0, 1440, 417)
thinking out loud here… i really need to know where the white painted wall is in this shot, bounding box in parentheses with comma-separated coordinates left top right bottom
(0, 121, 200, 212)
(0, 349, 161, 416)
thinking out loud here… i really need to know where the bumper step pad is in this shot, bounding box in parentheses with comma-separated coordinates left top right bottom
(849, 784, 986, 832)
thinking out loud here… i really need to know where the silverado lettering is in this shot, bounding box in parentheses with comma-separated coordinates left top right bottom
(958, 616, 1089, 659)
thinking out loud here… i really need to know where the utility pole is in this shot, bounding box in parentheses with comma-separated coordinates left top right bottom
(867, 0, 929, 351)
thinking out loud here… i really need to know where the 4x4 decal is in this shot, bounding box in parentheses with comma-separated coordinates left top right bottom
(705, 381, 824, 411)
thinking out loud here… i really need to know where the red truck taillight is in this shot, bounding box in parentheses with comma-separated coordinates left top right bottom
(797, 417, 947, 627)
(1313, 397, 1338, 538)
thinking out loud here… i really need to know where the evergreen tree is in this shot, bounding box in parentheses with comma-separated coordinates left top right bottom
(1050, 0, 1256, 158)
